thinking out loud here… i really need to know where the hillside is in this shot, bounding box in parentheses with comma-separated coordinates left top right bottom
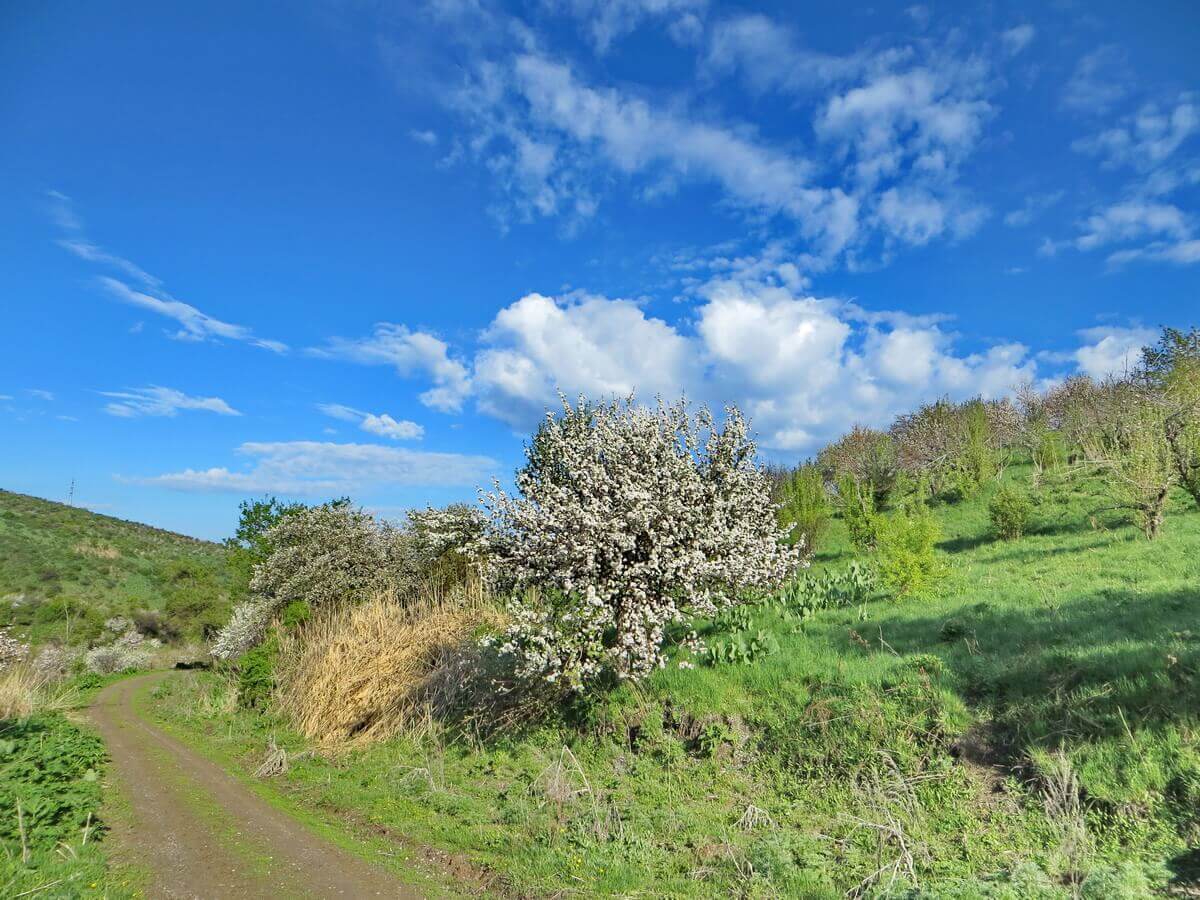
(0, 489, 236, 646)
(153, 465, 1200, 896)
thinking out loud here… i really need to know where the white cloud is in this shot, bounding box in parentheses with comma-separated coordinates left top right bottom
(1106, 238, 1200, 268)
(409, 128, 438, 145)
(45, 190, 82, 231)
(130, 441, 496, 495)
(48, 196, 287, 353)
(1071, 325, 1157, 379)
(816, 62, 992, 191)
(1062, 46, 1129, 115)
(312, 323, 471, 412)
(27, 389, 55, 401)
(467, 281, 1042, 452)
(59, 239, 163, 290)
(1000, 25, 1035, 56)
(557, 0, 707, 53)
(1074, 201, 1190, 251)
(501, 52, 859, 256)
(317, 402, 424, 440)
(704, 14, 879, 94)
(1073, 96, 1199, 170)
(362, 413, 424, 440)
(474, 291, 698, 426)
(96, 277, 287, 352)
(101, 386, 241, 418)
(1003, 190, 1064, 227)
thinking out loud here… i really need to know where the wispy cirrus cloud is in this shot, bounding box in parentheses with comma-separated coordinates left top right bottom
(47, 191, 288, 352)
(101, 386, 241, 418)
(128, 441, 496, 495)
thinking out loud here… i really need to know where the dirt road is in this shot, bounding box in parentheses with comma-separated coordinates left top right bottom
(88, 672, 426, 899)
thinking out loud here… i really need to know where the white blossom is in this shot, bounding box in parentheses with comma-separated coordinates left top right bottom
(481, 395, 801, 690)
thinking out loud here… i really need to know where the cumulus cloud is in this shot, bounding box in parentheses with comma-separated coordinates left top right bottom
(474, 291, 699, 426)
(466, 282, 1042, 451)
(130, 441, 496, 495)
(311, 323, 471, 412)
(317, 402, 424, 440)
(101, 386, 241, 418)
(1071, 325, 1157, 380)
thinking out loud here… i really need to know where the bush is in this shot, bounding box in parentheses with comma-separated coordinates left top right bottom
(817, 426, 897, 503)
(891, 397, 1016, 500)
(84, 629, 159, 674)
(483, 395, 799, 690)
(776, 464, 830, 555)
(837, 475, 877, 552)
(989, 485, 1033, 540)
(873, 504, 947, 598)
(237, 636, 277, 710)
(212, 500, 398, 659)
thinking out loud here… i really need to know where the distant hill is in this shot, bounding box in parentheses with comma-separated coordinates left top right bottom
(0, 489, 236, 646)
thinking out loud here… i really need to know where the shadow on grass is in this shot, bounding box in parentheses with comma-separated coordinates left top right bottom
(862, 586, 1200, 757)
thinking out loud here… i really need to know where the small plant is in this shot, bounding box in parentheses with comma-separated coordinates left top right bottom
(989, 484, 1033, 540)
(873, 505, 947, 598)
(704, 629, 779, 666)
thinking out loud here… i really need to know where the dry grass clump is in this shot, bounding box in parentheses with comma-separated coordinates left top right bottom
(0, 663, 41, 720)
(276, 580, 502, 748)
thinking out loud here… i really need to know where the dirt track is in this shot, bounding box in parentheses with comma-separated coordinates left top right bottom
(88, 672, 424, 899)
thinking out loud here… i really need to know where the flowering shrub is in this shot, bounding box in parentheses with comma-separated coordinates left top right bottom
(249, 501, 397, 610)
(0, 629, 30, 671)
(482, 395, 800, 690)
(85, 629, 160, 674)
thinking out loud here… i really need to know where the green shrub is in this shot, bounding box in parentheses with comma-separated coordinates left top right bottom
(236, 636, 277, 710)
(776, 464, 830, 554)
(989, 485, 1033, 540)
(838, 475, 877, 552)
(873, 505, 947, 598)
(1032, 429, 1067, 475)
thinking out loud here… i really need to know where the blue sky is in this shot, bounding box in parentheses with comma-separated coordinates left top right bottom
(2, 0, 1198, 540)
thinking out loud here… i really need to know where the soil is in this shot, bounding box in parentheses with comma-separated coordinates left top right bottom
(88, 672, 427, 899)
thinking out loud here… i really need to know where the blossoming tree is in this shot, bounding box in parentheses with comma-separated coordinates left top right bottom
(482, 395, 800, 690)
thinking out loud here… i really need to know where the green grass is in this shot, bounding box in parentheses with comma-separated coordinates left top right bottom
(0, 489, 235, 646)
(151, 465, 1199, 896)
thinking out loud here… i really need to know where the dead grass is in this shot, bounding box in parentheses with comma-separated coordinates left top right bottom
(276, 579, 503, 749)
(73, 541, 121, 560)
(0, 664, 41, 720)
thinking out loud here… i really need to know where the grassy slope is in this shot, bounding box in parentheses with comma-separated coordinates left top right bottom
(153, 466, 1200, 897)
(0, 489, 234, 645)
